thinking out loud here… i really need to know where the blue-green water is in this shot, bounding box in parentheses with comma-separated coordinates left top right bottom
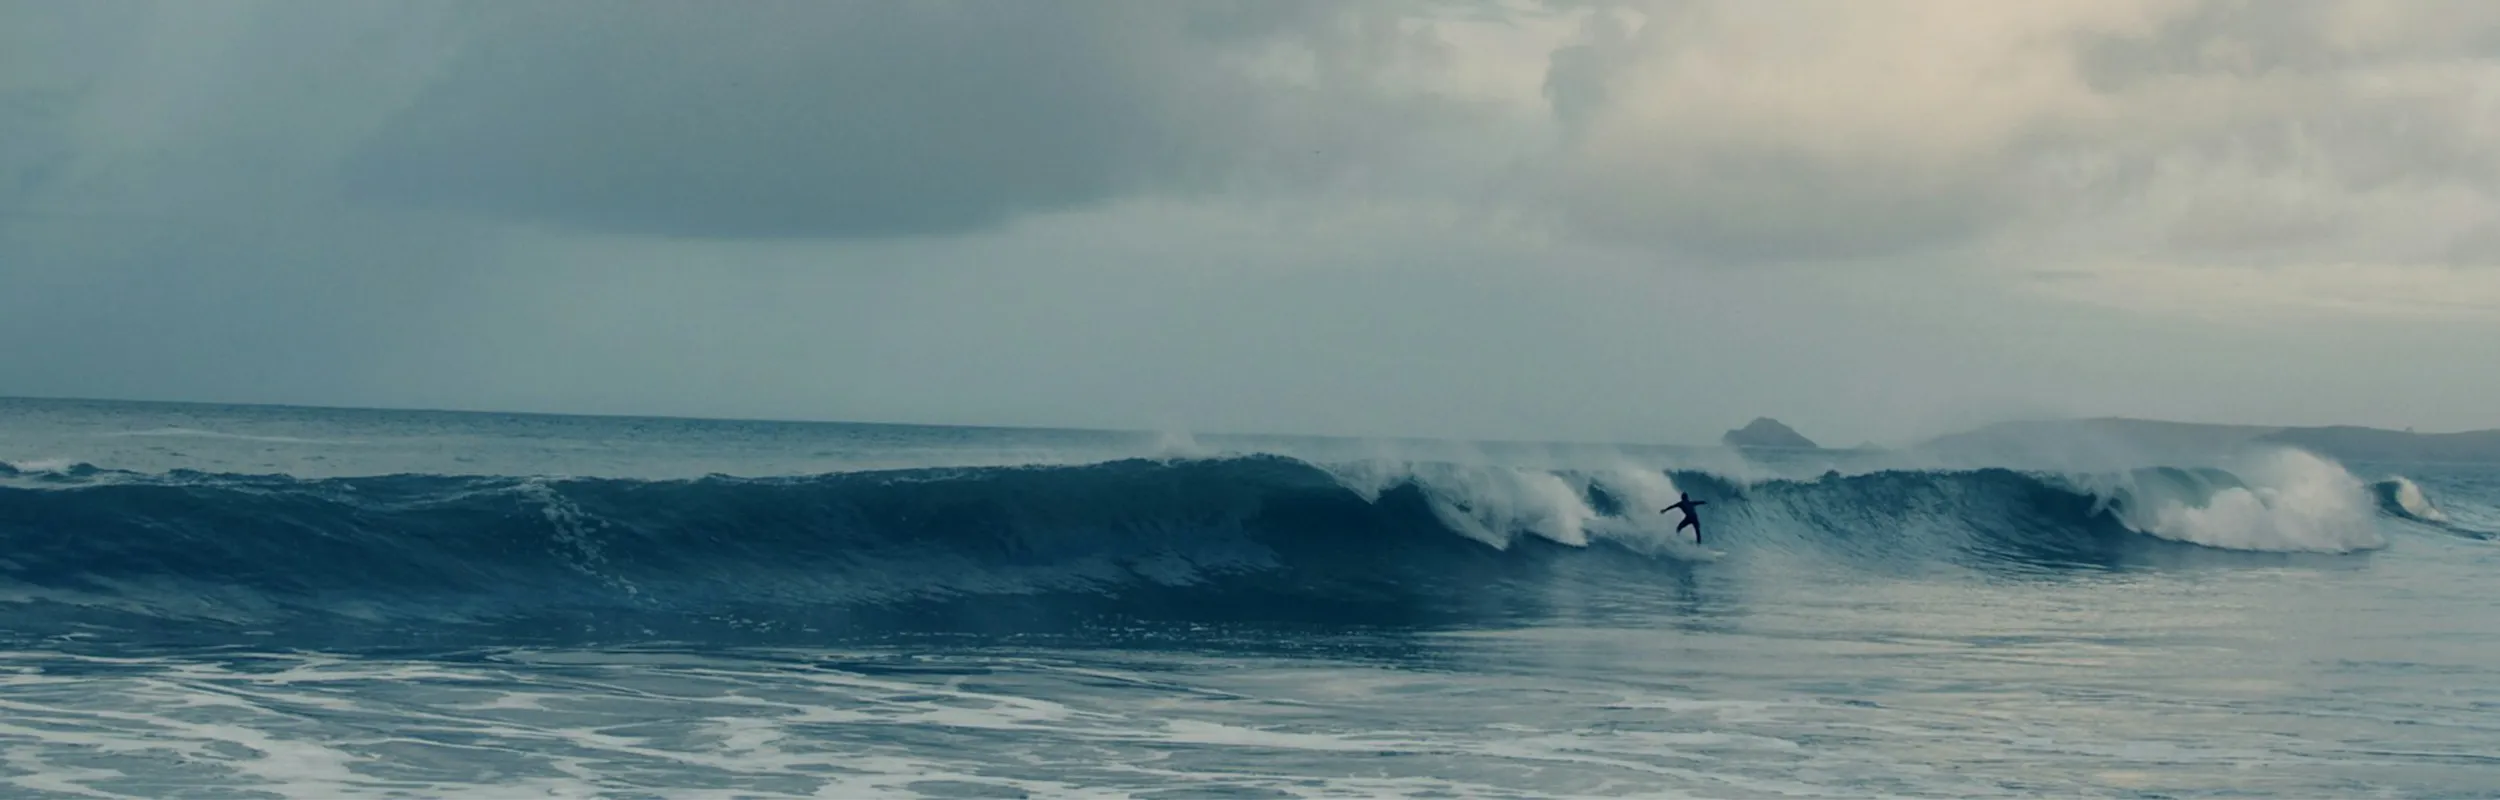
(2, 397, 2495, 798)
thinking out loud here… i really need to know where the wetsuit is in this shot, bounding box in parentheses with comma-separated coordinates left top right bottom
(1661, 494, 1707, 544)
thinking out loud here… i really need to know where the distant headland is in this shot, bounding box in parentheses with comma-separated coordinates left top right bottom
(1917, 417, 2500, 464)
(1717, 415, 2500, 464)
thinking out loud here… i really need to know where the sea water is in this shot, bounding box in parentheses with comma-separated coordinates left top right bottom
(1, 397, 2495, 798)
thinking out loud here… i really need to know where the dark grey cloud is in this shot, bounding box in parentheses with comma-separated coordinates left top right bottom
(1539, 4, 1637, 133)
(0, 1, 506, 405)
(340, 0, 1457, 239)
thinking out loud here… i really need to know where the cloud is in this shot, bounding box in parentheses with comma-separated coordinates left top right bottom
(0, 1, 511, 403)
(1531, 0, 2169, 262)
(1531, 0, 2500, 271)
(14, 0, 2497, 267)
(337, 0, 1483, 240)
(5, 0, 2499, 443)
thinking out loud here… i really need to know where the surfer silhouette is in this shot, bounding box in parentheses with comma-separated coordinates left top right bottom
(1660, 493, 1707, 544)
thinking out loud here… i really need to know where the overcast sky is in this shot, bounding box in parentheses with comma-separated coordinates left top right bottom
(4, 0, 2498, 446)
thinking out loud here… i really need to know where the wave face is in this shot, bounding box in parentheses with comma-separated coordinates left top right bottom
(2370, 474, 2499, 540)
(2374, 475, 2449, 523)
(0, 451, 2394, 645)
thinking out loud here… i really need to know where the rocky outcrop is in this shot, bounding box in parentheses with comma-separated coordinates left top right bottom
(1723, 417, 1818, 449)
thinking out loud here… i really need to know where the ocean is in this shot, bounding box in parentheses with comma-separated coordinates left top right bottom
(1, 396, 2494, 798)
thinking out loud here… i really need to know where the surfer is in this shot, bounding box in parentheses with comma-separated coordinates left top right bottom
(1660, 493, 1706, 544)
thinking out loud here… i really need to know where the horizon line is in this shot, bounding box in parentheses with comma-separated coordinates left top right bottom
(5, 393, 2490, 445)
(0, 393, 1722, 450)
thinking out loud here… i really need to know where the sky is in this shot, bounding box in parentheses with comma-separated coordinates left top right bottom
(3, 0, 2498, 447)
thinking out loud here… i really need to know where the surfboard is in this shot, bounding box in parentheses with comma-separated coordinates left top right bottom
(1666, 542, 1725, 561)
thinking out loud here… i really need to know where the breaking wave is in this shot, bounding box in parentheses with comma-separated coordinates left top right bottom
(0, 449, 2399, 645)
(2373, 475, 2448, 523)
(2370, 474, 2496, 540)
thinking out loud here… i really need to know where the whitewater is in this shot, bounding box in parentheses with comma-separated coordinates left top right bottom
(1, 397, 2496, 798)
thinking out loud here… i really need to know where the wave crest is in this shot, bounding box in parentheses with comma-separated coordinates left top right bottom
(2372, 475, 2449, 523)
(2057, 448, 2384, 553)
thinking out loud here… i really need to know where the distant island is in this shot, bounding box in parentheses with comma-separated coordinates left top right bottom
(1723, 417, 1819, 449)
(1917, 417, 2500, 464)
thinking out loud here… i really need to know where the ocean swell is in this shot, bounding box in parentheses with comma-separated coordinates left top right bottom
(0, 451, 2400, 643)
